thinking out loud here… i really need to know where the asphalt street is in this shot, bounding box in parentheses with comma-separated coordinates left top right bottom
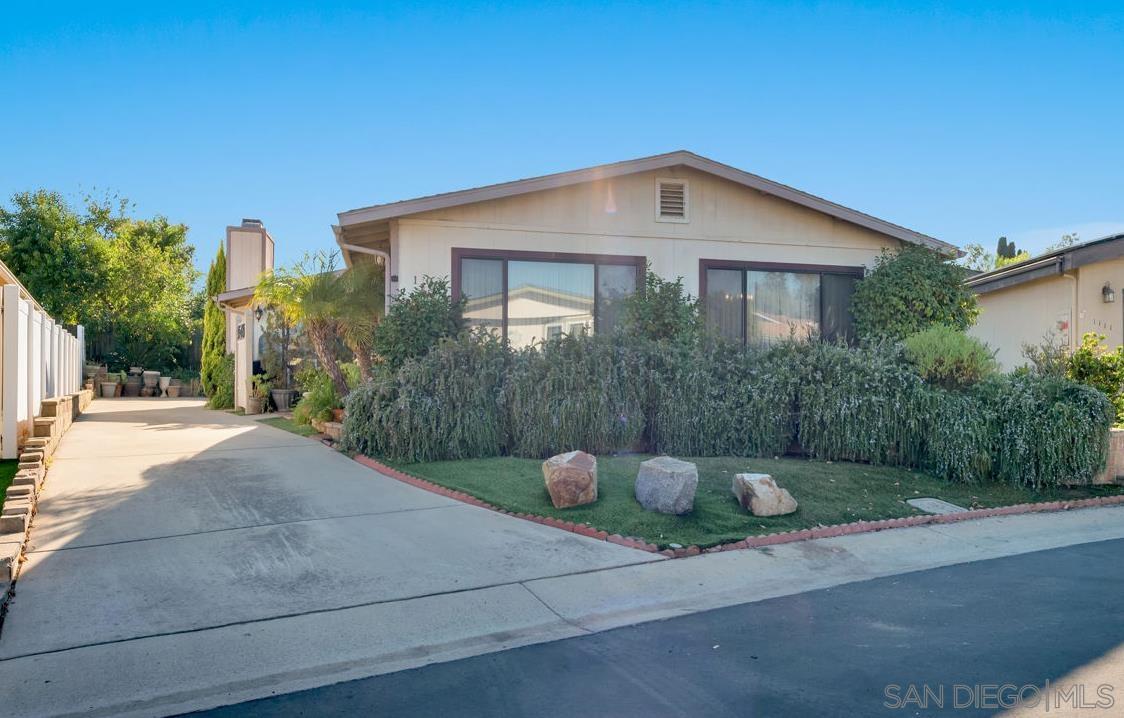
(187, 537, 1124, 717)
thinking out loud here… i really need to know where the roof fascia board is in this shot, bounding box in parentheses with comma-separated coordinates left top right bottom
(967, 257, 1062, 294)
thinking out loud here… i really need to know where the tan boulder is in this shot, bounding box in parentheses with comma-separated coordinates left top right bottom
(732, 473, 798, 516)
(542, 450, 598, 509)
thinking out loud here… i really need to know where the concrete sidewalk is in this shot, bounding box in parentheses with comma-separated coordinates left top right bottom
(2, 399, 1124, 717)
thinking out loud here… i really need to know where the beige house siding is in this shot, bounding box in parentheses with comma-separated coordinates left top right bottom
(1075, 258, 1124, 344)
(969, 274, 1073, 370)
(969, 256, 1124, 371)
(393, 168, 903, 297)
(224, 224, 274, 355)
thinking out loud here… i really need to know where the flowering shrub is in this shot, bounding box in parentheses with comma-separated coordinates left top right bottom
(340, 332, 1111, 486)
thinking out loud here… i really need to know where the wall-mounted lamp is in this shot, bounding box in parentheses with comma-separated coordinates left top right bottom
(254, 306, 264, 320)
(1104, 283, 1116, 304)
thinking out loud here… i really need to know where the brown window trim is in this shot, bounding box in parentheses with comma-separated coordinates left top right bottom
(698, 258, 864, 344)
(452, 247, 646, 340)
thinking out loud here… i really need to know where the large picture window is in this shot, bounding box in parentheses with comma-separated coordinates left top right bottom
(700, 260, 862, 344)
(453, 249, 645, 347)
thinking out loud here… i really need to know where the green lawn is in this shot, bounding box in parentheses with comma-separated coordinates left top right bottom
(259, 416, 319, 437)
(0, 459, 19, 496)
(384, 454, 1124, 549)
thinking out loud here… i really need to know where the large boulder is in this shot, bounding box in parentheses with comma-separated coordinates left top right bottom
(732, 473, 797, 516)
(635, 457, 698, 514)
(542, 450, 598, 508)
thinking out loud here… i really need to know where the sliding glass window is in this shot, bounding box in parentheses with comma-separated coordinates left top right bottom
(701, 260, 862, 345)
(454, 249, 644, 348)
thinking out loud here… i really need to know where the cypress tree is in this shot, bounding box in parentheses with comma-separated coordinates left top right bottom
(200, 243, 227, 396)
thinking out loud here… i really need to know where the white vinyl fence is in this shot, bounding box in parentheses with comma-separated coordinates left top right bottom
(0, 281, 84, 458)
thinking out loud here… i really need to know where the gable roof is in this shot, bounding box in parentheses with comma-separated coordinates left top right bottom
(336, 150, 955, 254)
(966, 232, 1124, 294)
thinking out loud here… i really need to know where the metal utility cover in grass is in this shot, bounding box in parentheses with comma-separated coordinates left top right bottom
(907, 498, 968, 515)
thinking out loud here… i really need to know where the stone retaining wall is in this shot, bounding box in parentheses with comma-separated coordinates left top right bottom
(1, 388, 93, 600)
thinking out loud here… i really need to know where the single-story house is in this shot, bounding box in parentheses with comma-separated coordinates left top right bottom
(333, 150, 956, 347)
(967, 232, 1124, 370)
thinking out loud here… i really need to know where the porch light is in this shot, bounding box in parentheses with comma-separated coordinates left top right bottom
(1104, 283, 1115, 303)
(254, 306, 265, 320)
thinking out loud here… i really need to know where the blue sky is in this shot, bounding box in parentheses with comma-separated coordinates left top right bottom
(2, 1, 1122, 277)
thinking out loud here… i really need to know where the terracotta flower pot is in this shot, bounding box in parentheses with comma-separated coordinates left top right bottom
(100, 382, 118, 398)
(166, 385, 181, 398)
(331, 408, 345, 423)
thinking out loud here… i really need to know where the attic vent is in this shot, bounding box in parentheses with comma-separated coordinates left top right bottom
(656, 179, 688, 222)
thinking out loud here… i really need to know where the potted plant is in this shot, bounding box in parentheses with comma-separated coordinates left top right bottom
(246, 374, 270, 415)
(100, 377, 118, 398)
(166, 378, 182, 398)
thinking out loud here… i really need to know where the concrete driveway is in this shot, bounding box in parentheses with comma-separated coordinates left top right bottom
(0, 399, 659, 717)
(6, 399, 1124, 717)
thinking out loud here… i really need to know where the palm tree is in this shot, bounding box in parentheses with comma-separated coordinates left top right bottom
(255, 252, 350, 398)
(335, 257, 385, 382)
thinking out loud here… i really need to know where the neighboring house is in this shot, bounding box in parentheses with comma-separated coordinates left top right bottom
(333, 151, 955, 347)
(215, 219, 275, 412)
(967, 232, 1124, 370)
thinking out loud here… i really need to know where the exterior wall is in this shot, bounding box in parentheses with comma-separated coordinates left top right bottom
(1073, 257, 1124, 347)
(969, 274, 1073, 370)
(392, 167, 902, 298)
(225, 225, 274, 353)
(970, 257, 1124, 371)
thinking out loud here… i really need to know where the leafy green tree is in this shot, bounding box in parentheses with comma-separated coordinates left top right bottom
(1046, 232, 1080, 253)
(620, 267, 700, 342)
(959, 243, 994, 273)
(371, 276, 464, 372)
(256, 251, 352, 397)
(0, 190, 196, 370)
(851, 246, 979, 341)
(996, 236, 1018, 259)
(201, 243, 228, 397)
(89, 216, 197, 368)
(0, 190, 110, 323)
(335, 259, 385, 382)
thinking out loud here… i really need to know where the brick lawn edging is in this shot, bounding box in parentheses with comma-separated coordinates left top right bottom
(1, 389, 94, 606)
(351, 454, 1124, 559)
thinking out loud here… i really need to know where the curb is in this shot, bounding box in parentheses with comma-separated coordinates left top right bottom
(351, 454, 1124, 559)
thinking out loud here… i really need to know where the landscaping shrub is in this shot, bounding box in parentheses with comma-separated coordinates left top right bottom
(619, 268, 701, 343)
(1020, 332, 1069, 378)
(293, 363, 361, 425)
(851, 246, 979, 341)
(1065, 332, 1124, 426)
(293, 367, 338, 425)
(902, 325, 998, 390)
(796, 341, 928, 466)
(340, 329, 1110, 487)
(503, 334, 647, 458)
(207, 353, 234, 409)
(646, 338, 799, 457)
(915, 388, 992, 484)
(371, 276, 464, 372)
(341, 332, 507, 462)
(976, 373, 1112, 489)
